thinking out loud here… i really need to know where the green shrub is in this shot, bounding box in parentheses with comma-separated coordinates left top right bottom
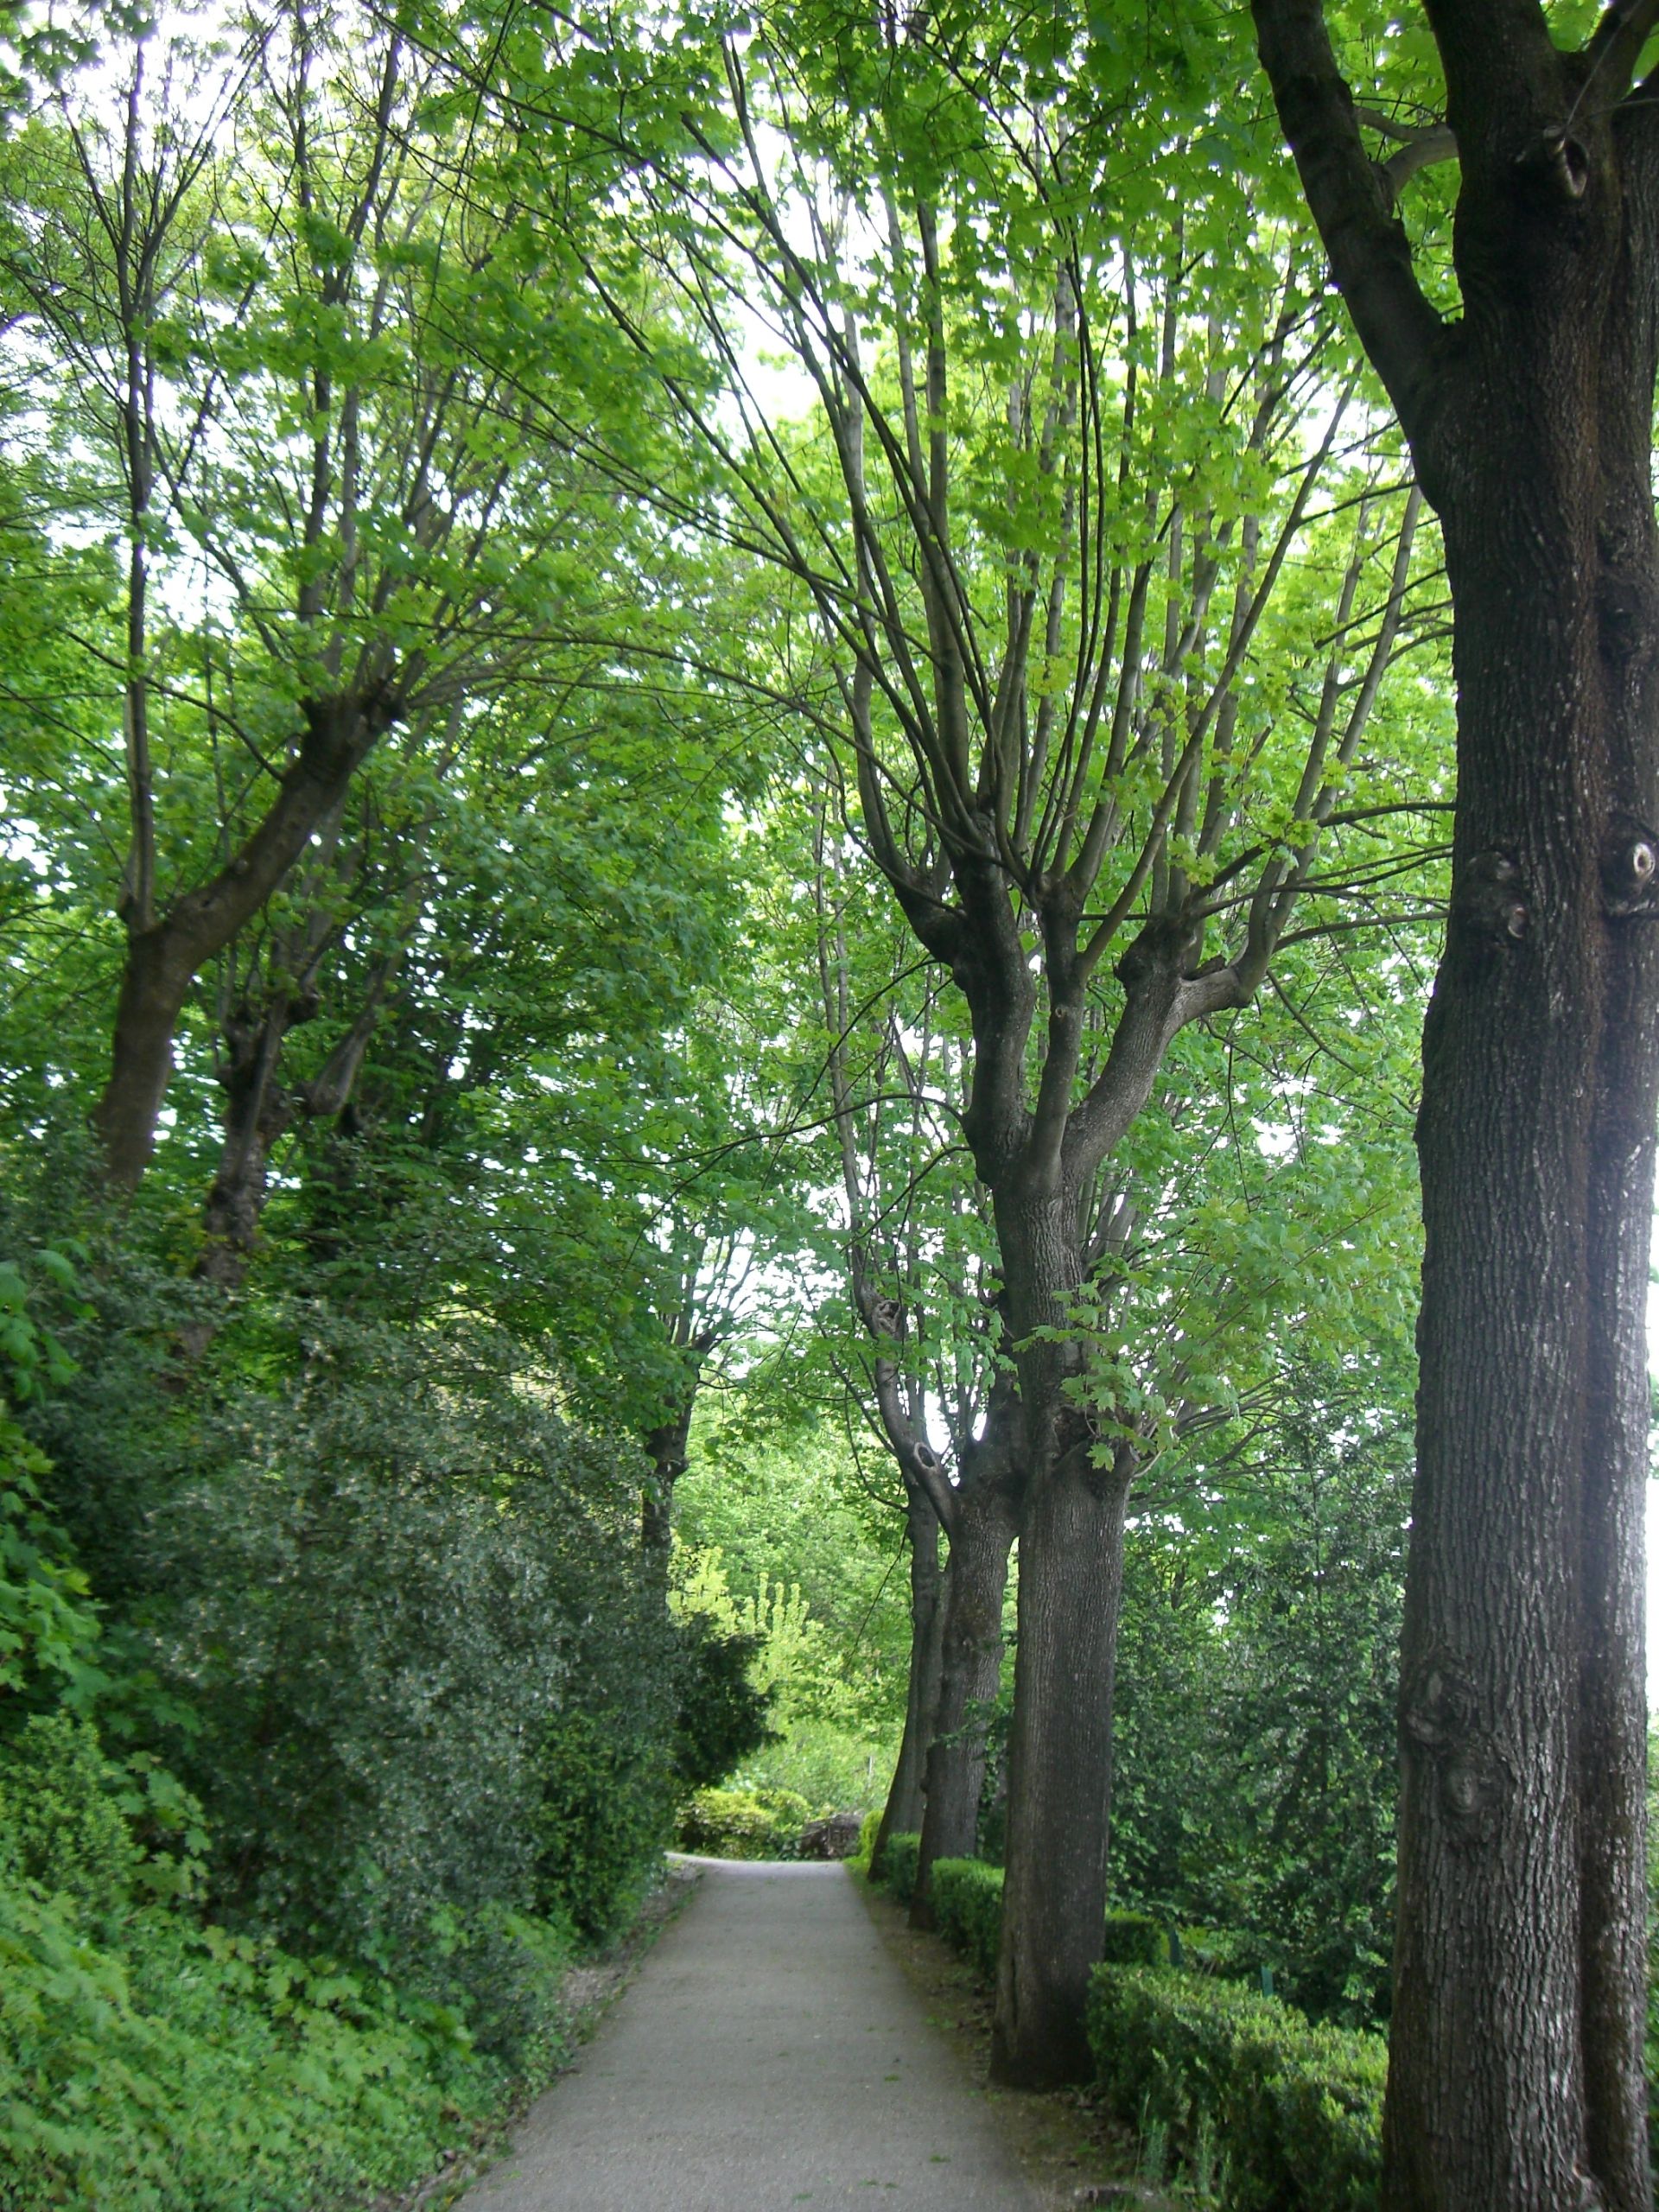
(536, 1707, 673, 1945)
(0, 1713, 573, 2212)
(930, 1858, 1003, 1979)
(1086, 1961, 1386, 2212)
(0, 1713, 139, 1921)
(1100, 1909, 1165, 1967)
(849, 1808, 881, 1875)
(0, 1869, 515, 2212)
(878, 1831, 920, 1904)
(676, 1785, 810, 1859)
(672, 1615, 775, 1789)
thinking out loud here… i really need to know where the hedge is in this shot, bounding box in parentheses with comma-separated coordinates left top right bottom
(675, 1786, 810, 1860)
(878, 1832, 921, 1904)
(1087, 1963, 1386, 2212)
(874, 1847, 1385, 2210)
(930, 1859, 1002, 1979)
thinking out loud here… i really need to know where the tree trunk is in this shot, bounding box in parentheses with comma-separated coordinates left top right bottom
(196, 1007, 297, 1294)
(1385, 200, 1659, 2212)
(872, 1484, 944, 1873)
(92, 689, 393, 1190)
(642, 1396, 696, 1565)
(1245, 14, 1659, 2201)
(990, 1447, 1131, 2087)
(911, 1462, 1016, 1925)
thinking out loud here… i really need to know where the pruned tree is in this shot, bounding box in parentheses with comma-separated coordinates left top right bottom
(505, 0, 1443, 2080)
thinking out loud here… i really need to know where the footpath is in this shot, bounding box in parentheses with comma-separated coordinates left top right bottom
(456, 1858, 1040, 2212)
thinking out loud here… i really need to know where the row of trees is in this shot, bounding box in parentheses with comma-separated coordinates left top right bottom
(2, 0, 1655, 2205)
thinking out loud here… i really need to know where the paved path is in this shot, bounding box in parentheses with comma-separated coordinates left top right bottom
(458, 1859, 1039, 2211)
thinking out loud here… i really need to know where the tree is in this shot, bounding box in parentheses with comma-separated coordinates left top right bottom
(476, 0, 1442, 2079)
(802, 796, 1017, 1896)
(1248, 5, 1659, 2202)
(0, 2, 677, 1190)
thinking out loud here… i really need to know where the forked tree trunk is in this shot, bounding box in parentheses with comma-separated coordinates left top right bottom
(911, 1450, 1017, 1925)
(872, 1485, 944, 1872)
(93, 689, 394, 1191)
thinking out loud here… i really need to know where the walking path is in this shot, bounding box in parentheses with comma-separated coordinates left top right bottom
(457, 1859, 1040, 2211)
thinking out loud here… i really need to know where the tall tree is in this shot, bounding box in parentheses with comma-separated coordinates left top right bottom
(1248, 5, 1659, 2203)
(473, 0, 1442, 2078)
(0, 2, 669, 1188)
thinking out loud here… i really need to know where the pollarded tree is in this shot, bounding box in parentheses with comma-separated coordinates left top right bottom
(800, 791, 1018, 1897)
(1247, 3, 1659, 2202)
(485, 0, 1444, 2078)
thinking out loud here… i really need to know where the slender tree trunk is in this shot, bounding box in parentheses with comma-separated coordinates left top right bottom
(197, 1007, 296, 1293)
(642, 1397, 696, 1565)
(911, 1466, 1015, 1926)
(872, 1484, 944, 1872)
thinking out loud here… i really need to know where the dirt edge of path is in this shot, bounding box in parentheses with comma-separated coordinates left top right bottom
(380, 1859, 704, 2212)
(850, 1871, 1182, 2212)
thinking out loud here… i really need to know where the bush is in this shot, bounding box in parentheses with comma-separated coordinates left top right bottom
(536, 1707, 672, 1946)
(849, 1808, 881, 1875)
(672, 1615, 775, 1789)
(0, 1709, 566, 2212)
(877, 1830, 920, 1904)
(1100, 1908, 1165, 1967)
(675, 1785, 810, 1859)
(1086, 1962, 1386, 2212)
(930, 1859, 1003, 1980)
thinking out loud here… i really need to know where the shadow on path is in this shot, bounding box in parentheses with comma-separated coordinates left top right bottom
(456, 1859, 1039, 2211)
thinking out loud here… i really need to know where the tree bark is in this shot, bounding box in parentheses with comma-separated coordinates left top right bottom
(642, 1397, 696, 1564)
(1249, 10, 1659, 2204)
(872, 1483, 944, 1872)
(911, 1456, 1016, 1925)
(990, 1445, 1133, 2087)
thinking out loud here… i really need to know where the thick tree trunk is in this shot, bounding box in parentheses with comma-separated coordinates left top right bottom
(872, 1484, 944, 1873)
(94, 928, 200, 1193)
(990, 1449, 1131, 2087)
(1246, 16, 1659, 2202)
(1384, 176, 1659, 2210)
(911, 1465, 1015, 1925)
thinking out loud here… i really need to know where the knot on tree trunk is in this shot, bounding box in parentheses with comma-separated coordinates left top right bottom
(1600, 817, 1659, 918)
(1456, 848, 1530, 945)
(1513, 124, 1590, 203)
(1402, 1649, 1512, 1847)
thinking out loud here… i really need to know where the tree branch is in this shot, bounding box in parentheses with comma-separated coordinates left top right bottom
(1251, 0, 1449, 445)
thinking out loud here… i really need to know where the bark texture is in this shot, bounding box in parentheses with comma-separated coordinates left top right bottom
(1249, 6, 1659, 2203)
(990, 1448, 1132, 2085)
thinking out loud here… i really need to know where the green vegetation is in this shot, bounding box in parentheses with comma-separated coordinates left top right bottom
(874, 1842, 1387, 2207)
(0, 0, 1652, 2196)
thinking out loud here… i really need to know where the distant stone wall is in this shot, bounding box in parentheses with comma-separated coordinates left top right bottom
(798, 1811, 864, 1859)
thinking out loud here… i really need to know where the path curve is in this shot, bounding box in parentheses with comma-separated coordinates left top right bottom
(457, 1859, 1039, 2211)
